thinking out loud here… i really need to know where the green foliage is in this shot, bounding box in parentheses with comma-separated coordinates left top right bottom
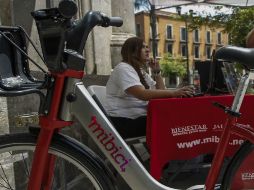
(159, 53, 187, 77)
(224, 8, 254, 46)
(188, 6, 254, 47)
(247, 86, 254, 94)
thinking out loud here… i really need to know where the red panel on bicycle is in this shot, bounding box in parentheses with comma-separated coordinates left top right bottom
(147, 95, 254, 180)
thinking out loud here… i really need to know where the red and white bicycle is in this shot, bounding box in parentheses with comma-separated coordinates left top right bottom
(0, 1, 254, 189)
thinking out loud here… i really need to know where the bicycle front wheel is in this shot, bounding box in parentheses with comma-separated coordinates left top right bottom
(0, 132, 116, 190)
(221, 141, 254, 190)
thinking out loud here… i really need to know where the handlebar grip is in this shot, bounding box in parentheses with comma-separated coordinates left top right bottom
(108, 17, 123, 27)
(100, 14, 123, 27)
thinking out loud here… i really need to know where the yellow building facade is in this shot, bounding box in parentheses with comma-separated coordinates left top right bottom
(135, 10, 229, 70)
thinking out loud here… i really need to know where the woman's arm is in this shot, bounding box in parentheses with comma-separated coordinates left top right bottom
(149, 58, 165, 90)
(126, 85, 194, 101)
(152, 73, 165, 89)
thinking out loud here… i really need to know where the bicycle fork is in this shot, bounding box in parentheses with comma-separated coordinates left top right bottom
(27, 71, 81, 190)
(27, 128, 55, 190)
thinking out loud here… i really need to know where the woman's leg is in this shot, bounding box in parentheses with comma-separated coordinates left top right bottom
(109, 116, 146, 139)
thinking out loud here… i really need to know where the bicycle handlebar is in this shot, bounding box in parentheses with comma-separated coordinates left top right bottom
(67, 11, 123, 53)
(100, 13, 123, 27)
(32, 0, 123, 72)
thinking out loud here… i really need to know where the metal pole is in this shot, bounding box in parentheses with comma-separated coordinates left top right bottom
(185, 17, 190, 84)
(177, 6, 191, 84)
(150, 4, 157, 59)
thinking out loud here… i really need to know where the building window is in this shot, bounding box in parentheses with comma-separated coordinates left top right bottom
(166, 43, 173, 54)
(206, 46, 211, 59)
(181, 44, 187, 57)
(180, 27, 187, 41)
(136, 24, 141, 37)
(166, 25, 172, 39)
(206, 31, 211, 43)
(194, 29, 199, 42)
(194, 45, 199, 59)
(217, 32, 222, 44)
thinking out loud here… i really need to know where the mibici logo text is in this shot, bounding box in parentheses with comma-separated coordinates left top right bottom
(88, 116, 130, 172)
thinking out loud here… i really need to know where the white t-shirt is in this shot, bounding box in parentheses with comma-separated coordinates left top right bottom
(105, 62, 156, 119)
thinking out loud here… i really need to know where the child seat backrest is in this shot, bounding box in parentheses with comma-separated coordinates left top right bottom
(0, 26, 30, 79)
(0, 26, 39, 90)
(87, 85, 108, 116)
(0, 32, 16, 79)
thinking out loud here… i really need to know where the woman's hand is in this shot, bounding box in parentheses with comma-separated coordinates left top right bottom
(173, 86, 195, 97)
(126, 85, 195, 101)
(148, 58, 161, 73)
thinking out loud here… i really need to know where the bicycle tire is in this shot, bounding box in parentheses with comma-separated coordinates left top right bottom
(0, 131, 116, 190)
(221, 141, 254, 190)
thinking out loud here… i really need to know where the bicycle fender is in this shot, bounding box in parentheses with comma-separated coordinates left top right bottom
(29, 126, 117, 188)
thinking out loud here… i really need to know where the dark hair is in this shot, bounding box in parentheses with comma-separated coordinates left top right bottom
(121, 37, 149, 89)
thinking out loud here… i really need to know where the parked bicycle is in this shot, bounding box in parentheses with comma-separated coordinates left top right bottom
(0, 1, 254, 189)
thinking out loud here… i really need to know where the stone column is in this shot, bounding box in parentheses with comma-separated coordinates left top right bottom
(110, 0, 136, 68)
(81, 0, 112, 75)
(0, 0, 14, 25)
(80, 0, 95, 74)
(0, 97, 10, 134)
(22, 0, 47, 72)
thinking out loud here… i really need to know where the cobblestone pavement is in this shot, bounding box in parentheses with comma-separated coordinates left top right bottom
(0, 97, 9, 134)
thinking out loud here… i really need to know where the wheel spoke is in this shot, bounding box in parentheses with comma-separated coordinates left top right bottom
(0, 182, 13, 190)
(21, 152, 30, 177)
(0, 163, 13, 189)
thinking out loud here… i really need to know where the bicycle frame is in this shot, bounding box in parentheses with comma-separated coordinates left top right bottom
(27, 68, 254, 190)
(3, 3, 254, 190)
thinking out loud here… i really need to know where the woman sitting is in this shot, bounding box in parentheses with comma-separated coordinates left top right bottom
(105, 37, 194, 139)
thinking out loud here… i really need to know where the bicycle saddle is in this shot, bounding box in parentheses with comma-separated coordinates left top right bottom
(215, 46, 254, 70)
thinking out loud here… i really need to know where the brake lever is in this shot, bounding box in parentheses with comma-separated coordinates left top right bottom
(213, 101, 241, 117)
